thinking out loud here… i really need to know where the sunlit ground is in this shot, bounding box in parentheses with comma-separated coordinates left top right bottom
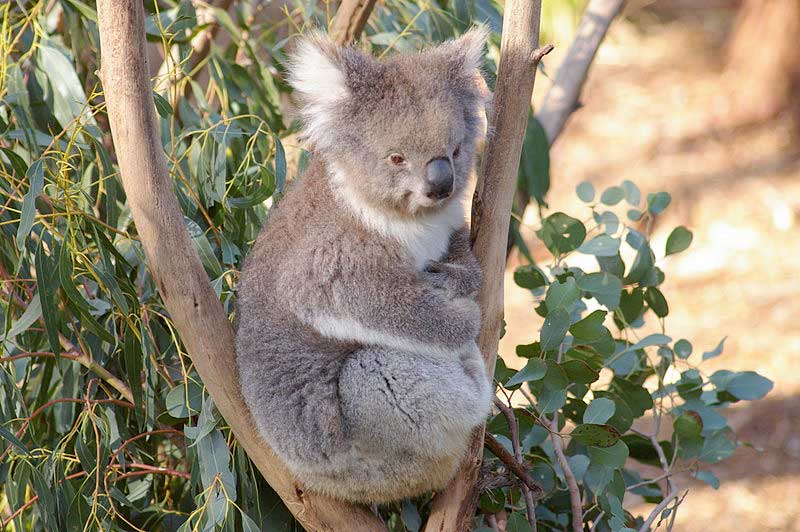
(501, 4, 800, 530)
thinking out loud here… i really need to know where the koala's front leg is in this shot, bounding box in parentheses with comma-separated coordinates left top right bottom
(423, 226, 482, 298)
(287, 250, 481, 356)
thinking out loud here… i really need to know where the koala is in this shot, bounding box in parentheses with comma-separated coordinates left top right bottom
(235, 28, 493, 504)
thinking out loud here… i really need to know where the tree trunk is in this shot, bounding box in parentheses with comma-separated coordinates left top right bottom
(424, 1, 547, 529)
(96, 2, 386, 531)
(727, 0, 800, 124)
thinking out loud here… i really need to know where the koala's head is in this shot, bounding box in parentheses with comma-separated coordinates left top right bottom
(286, 28, 490, 217)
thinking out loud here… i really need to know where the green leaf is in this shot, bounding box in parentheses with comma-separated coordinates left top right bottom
(0, 293, 42, 343)
(505, 358, 547, 388)
(506, 512, 533, 532)
(537, 388, 567, 414)
(519, 116, 550, 207)
(273, 134, 287, 194)
(585, 463, 614, 494)
(579, 235, 620, 257)
(595, 391, 635, 433)
(543, 360, 569, 390)
(561, 359, 599, 385)
(647, 191, 671, 214)
(153, 92, 174, 117)
(611, 378, 654, 417)
(665, 226, 693, 255)
(536, 212, 586, 256)
(674, 411, 703, 439)
(583, 398, 616, 424)
(62, 0, 98, 20)
(569, 310, 608, 339)
(16, 159, 44, 250)
(674, 339, 693, 359)
(601, 186, 625, 206)
(621, 180, 640, 206)
(241, 511, 262, 532)
(35, 243, 61, 356)
(570, 424, 621, 447)
(702, 337, 727, 360)
(695, 470, 720, 489)
(698, 429, 736, 463)
(627, 208, 642, 221)
(544, 277, 579, 311)
(726, 371, 774, 400)
(514, 264, 547, 290)
(540, 308, 570, 350)
(165, 381, 204, 418)
(568, 454, 591, 482)
(577, 272, 622, 310)
(0, 426, 28, 454)
(588, 440, 629, 468)
(37, 42, 94, 132)
(618, 288, 644, 324)
(596, 210, 620, 234)
(516, 342, 542, 358)
(401, 500, 422, 532)
(644, 287, 669, 317)
(576, 181, 595, 202)
(513, 264, 547, 290)
(494, 357, 516, 385)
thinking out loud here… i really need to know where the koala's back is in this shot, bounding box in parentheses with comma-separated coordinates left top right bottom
(235, 158, 490, 502)
(235, 158, 356, 459)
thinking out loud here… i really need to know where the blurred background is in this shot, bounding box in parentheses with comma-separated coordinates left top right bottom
(1, 0, 798, 530)
(503, 0, 800, 529)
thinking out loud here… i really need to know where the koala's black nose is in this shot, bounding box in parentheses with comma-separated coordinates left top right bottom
(424, 157, 454, 200)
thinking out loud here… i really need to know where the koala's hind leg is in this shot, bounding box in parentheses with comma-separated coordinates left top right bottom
(328, 344, 492, 501)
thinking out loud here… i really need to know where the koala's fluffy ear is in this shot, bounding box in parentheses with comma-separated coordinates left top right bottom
(438, 27, 493, 121)
(444, 26, 490, 77)
(286, 33, 353, 149)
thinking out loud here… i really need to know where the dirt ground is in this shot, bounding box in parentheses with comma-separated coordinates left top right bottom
(500, 3, 800, 531)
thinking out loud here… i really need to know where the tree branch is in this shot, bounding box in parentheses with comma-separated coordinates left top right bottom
(536, 0, 627, 145)
(507, 0, 626, 260)
(484, 432, 542, 495)
(550, 412, 583, 532)
(95, 2, 386, 530)
(493, 398, 542, 530)
(330, 0, 377, 45)
(637, 489, 680, 532)
(423, 1, 545, 529)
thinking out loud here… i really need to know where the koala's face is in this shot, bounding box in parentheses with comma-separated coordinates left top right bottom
(287, 29, 490, 217)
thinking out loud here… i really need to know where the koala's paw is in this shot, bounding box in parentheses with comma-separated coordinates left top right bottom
(424, 261, 481, 298)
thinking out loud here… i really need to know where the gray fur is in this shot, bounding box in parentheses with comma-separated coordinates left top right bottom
(236, 29, 492, 503)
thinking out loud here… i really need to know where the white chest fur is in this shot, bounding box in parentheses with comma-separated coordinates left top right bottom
(330, 168, 466, 270)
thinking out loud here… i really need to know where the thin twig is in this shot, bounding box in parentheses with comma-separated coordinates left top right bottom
(637, 489, 680, 532)
(494, 397, 541, 530)
(484, 432, 541, 493)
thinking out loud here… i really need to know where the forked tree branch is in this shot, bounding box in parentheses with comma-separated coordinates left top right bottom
(536, 0, 626, 145)
(423, 1, 546, 530)
(330, 0, 377, 45)
(508, 0, 626, 260)
(95, 2, 386, 531)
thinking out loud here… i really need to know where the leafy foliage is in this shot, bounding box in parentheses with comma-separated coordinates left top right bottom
(0, 1, 770, 531)
(494, 181, 773, 531)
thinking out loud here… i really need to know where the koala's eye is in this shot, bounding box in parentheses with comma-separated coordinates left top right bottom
(389, 153, 406, 166)
(452, 144, 462, 158)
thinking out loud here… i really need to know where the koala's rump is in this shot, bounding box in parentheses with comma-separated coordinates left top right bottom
(238, 330, 488, 503)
